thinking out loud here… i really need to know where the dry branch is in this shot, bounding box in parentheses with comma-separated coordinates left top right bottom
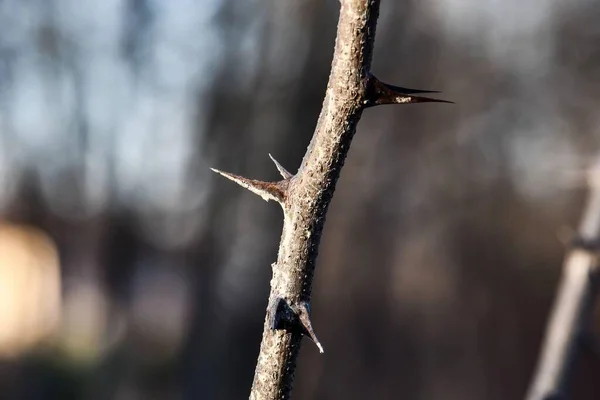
(211, 1, 448, 399)
(526, 164, 600, 400)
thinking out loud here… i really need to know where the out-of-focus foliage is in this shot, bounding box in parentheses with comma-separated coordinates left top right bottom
(1, 0, 600, 399)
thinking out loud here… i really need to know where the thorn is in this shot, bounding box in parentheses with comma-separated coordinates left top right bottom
(383, 83, 441, 95)
(295, 302, 324, 353)
(404, 96, 454, 105)
(210, 168, 287, 203)
(267, 297, 325, 353)
(364, 73, 453, 107)
(268, 154, 293, 179)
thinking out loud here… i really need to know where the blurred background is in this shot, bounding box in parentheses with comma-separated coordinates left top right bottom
(1, 0, 600, 399)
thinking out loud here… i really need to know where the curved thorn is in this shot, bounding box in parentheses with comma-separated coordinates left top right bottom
(210, 168, 286, 203)
(268, 154, 293, 179)
(296, 302, 324, 353)
(364, 73, 453, 107)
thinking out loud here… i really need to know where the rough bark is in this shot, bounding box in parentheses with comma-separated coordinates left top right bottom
(526, 165, 600, 400)
(211, 1, 447, 399)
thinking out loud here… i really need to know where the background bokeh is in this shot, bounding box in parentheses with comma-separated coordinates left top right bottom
(1, 0, 600, 399)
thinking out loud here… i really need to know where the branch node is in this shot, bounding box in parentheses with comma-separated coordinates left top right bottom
(268, 154, 294, 179)
(267, 297, 324, 353)
(210, 167, 288, 204)
(364, 73, 453, 107)
(570, 233, 600, 254)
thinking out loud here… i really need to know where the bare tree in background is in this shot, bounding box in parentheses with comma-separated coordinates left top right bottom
(211, 1, 448, 398)
(527, 161, 600, 400)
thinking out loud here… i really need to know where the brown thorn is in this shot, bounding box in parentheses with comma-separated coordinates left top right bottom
(383, 82, 441, 94)
(296, 302, 324, 353)
(268, 154, 293, 180)
(210, 168, 287, 203)
(364, 73, 453, 107)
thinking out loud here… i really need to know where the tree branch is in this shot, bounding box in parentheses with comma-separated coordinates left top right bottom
(211, 1, 448, 399)
(526, 163, 600, 400)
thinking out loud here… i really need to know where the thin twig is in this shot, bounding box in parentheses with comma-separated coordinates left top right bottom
(526, 162, 600, 400)
(211, 1, 448, 399)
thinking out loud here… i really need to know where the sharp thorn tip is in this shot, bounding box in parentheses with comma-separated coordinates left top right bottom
(296, 302, 323, 353)
(384, 83, 442, 95)
(408, 96, 454, 104)
(316, 342, 324, 354)
(268, 153, 293, 179)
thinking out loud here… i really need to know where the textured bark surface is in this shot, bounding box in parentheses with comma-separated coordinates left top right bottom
(249, 2, 380, 398)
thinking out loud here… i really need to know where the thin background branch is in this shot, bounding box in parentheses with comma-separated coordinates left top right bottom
(526, 161, 600, 400)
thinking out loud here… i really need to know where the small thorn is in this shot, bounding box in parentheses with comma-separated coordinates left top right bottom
(364, 73, 453, 107)
(296, 302, 324, 353)
(268, 154, 293, 179)
(267, 297, 285, 330)
(210, 167, 287, 203)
